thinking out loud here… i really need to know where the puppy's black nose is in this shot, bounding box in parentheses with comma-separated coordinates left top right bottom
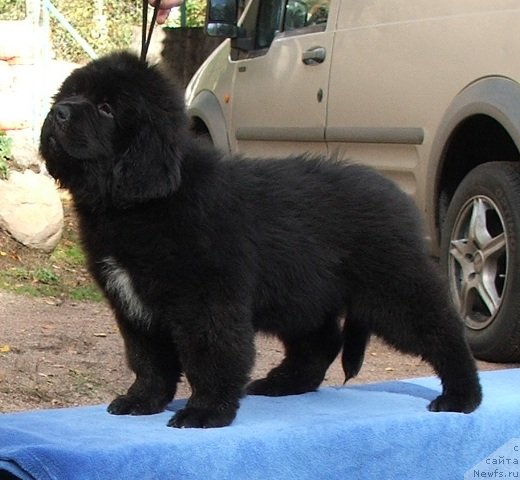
(53, 104, 71, 125)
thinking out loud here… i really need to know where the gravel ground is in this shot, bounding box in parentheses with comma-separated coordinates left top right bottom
(1, 290, 517, 414)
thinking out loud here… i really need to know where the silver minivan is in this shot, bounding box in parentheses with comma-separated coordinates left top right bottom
(185, 0, 520, 362)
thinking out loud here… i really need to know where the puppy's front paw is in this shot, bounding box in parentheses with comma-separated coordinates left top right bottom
(107, 394, 167, 416)
(167, 406, 236, 428)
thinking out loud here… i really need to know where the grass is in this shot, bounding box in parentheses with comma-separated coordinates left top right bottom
(69, 286, 104, 302)
(0, 131, 12, 180)
(67, 368, 104, 398)
(0, 264, 103, 301)
(0, 198, 104, 302)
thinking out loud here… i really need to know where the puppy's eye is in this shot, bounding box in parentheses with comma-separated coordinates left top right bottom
(97, 102, 113, 118)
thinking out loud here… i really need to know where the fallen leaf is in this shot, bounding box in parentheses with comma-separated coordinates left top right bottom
(384, 367, 394, 372)
(0, 345, 10, 354)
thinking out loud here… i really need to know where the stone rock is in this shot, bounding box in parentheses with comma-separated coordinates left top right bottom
(0, 93, 31, 130)
(8, 130, 42, 171)
(0, 170, 63, 252)
(0, 21, 32, 61)
(0, 20, 50, 64)
(0, 60, 11, 90)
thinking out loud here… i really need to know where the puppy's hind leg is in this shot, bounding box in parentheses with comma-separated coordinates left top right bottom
(108, 322, 182, 416)
(247, 317, 343, 396)
(365, 265, 482, 414)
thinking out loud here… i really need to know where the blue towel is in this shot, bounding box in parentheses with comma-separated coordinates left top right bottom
(0, 369, 519, 480)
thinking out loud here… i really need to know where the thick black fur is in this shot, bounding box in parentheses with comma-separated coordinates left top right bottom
(40, 51, 482, 428)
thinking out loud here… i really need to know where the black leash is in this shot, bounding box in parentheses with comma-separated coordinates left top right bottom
(141, 0, 161, 62)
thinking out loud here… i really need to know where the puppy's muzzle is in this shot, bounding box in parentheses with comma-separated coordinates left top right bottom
(52, 104, 71, 127)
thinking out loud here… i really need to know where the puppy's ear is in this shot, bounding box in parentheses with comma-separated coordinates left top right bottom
(108, 57, 190, 208)
(111, 129, 183, 208)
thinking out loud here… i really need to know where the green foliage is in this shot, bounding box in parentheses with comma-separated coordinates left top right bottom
(69, 285, 104, 302)
(47, 0, 207, 63)
(34, 267, 60, 285)
(50, 240, 86, 267)
(0, 266, 59, 287)
(0, 267, 58, 298)
(169, 0, 206, 28)
(0, 131, 12, 180)
(0, 0, 26, 20)
(0, 199, 103, 301)
(0, 0, 207, 62)
(50, 0, 142, 63)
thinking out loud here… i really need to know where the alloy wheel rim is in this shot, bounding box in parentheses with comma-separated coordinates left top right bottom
(447, 195, 508, 330)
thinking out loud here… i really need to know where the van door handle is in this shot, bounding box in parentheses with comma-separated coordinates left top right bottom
(302, 47, 326, 65)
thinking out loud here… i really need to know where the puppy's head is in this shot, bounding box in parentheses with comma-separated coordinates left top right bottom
(40, 51, 187, 209)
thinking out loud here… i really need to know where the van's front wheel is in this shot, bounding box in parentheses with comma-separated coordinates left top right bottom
(440, 162, 520, 362)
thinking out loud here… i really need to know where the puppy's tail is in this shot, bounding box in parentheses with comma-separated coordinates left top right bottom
(341, 319, 371, 383)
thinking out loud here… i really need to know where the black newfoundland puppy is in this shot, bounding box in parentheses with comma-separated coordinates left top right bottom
(40, 52, 482, 428)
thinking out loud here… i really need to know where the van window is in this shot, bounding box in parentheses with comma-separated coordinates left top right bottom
(284, 0, 330, 31)
(255, 0, 330, 50)
(256, 0, 285, 49)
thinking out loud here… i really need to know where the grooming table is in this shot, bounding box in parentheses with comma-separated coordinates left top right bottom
(1, 369, 519, 480)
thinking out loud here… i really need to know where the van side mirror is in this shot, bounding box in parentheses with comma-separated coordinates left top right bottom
(206, 0, 239, 38)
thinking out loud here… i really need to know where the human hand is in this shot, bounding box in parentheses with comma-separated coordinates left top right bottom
(148, 0, 184, 24)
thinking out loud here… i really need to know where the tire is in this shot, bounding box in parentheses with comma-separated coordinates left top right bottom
(440, 162, 520, 362)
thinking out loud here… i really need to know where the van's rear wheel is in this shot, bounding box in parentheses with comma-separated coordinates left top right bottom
(440, 162, 520, 361)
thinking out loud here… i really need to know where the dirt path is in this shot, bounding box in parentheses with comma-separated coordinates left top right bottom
(0, 290, 517, 413)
